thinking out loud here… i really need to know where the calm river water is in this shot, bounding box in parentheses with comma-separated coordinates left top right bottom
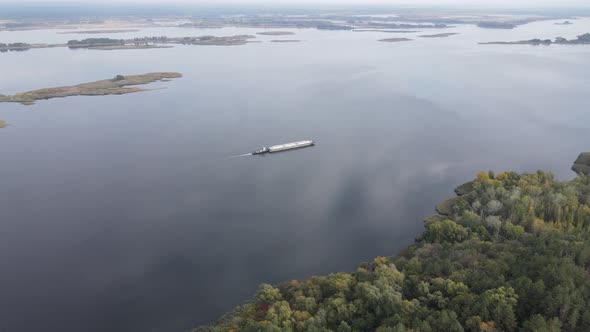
(1, 18, 590, 332)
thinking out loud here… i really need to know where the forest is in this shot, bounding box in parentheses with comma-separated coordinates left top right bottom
(198, 157, 590, 331)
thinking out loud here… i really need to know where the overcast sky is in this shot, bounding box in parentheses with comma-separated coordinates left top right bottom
(3, 0, 590, 7)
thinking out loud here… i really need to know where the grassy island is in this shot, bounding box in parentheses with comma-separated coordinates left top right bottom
(379, 37, 413, 43)
(0, 120, 7, 128)
(0, 72, 182, 105)
(420, 33, 460, 38)
(257, 31, 295, 36)
(199, 156, 590, 332)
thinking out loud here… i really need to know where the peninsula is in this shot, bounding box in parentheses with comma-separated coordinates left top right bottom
(0, 72, 182, 105)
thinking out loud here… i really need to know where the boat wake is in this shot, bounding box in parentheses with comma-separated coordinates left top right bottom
(228, 153, 253, 159)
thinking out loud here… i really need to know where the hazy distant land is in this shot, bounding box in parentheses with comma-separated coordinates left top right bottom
(0, 72, 182, 105)
(270, 39, 301, 43)
(0, 12, 561, 33)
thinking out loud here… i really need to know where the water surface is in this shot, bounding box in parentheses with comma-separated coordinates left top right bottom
(1, 19, 590, 332)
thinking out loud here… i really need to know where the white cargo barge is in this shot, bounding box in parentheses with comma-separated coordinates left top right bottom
(252, 140, 315, 155)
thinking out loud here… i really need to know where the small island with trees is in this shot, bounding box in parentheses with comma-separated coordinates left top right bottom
(0, 35, 258, 53)
(198, 153, 590, 332)
(481, 33, 590, 45)
(0, 72, 182, 105)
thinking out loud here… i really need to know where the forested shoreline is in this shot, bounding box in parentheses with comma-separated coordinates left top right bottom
(199, 154, 590, 332)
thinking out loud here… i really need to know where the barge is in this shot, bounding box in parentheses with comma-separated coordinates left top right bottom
(252, 140, 315, 155)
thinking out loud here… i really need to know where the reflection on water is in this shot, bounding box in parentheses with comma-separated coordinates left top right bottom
(1, 19, 590, 332)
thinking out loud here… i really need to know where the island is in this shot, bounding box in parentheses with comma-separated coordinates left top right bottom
(198, 155, 590, 332)
(366, 23, 450, 30)
(0, 42, 34, 52)
(0, 72, 182, 105)
(353, 30, 420, 33)
(57, 29, 141, 34)
(66, 37, 170, 50)
(270, 40, 301, 43)
(87, 44, 173, 50)
(0, 35, 258, 53)
(0, 120, 6, 128)
(183, 35, 256, 46)
(256, 31, 295, 36)
(480, 33, 590, 45)
(379, 37, 413, 43)
(555, 21, 574, 25)
(573, 152, 590, 175)
(419, 32, 460, 38)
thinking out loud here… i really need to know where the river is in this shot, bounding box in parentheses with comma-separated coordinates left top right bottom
(1, 18, 590, 332)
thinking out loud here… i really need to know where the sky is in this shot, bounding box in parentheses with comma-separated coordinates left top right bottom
(2, 0, 590, 6)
